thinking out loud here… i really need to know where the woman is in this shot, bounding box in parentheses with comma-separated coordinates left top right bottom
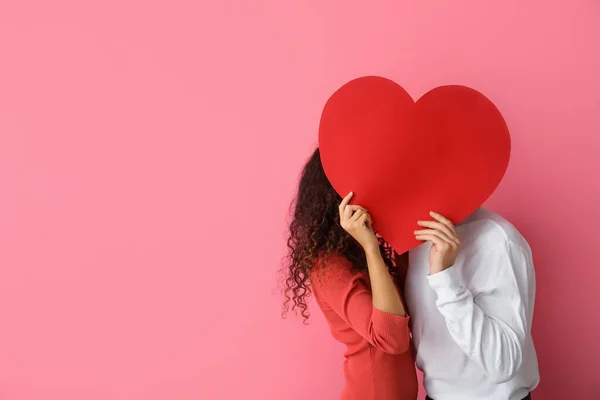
(282, 148, 418, 400)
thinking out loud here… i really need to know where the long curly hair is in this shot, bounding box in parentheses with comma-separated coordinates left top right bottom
(282, 148, 402, 323)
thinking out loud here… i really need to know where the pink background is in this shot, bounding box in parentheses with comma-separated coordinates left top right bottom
(0, 1, 598, 399)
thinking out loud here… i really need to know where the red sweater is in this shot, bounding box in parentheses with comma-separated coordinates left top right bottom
(311, 255, 418, 400)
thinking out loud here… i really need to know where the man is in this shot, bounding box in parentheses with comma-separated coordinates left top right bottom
(404, 208, 540, 400)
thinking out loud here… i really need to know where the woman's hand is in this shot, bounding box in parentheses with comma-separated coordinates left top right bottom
(339, 192, 379, 252)
(415, 211, 461, 275)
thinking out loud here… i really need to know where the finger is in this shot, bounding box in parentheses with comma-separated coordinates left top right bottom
(343, 205, 354, 221)
(366, 215, 374, 231)
(348, 205, 368, 213)
(414, 229, 458, 246)
(339, 192, 354, 212)
(415, 234, 448, 249)
(417, 220, 456, 239)
(417, 220, 459, 243)
(357, 213, 370, 227)
(430, 211, 457, 234)
(350, 209, 365, 223)
(415, 233, 443, 246)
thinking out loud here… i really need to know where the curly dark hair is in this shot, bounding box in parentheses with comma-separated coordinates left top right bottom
(282, 148, 403, 323)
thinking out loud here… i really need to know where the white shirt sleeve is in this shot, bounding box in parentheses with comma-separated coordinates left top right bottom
(426, 241, 534, 383)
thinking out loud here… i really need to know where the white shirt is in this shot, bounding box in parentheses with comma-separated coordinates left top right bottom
(405, 208, 540, 400)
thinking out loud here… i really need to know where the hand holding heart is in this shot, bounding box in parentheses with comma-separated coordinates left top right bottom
(339, 192, 379, 253)
(415, 211, 461, 275)
(339, 189, 461, 274)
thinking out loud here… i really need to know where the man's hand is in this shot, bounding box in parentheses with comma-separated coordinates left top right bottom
(414, 211, 461, 275)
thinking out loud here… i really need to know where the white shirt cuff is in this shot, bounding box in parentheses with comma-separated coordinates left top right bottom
(427, 266, 463, 299)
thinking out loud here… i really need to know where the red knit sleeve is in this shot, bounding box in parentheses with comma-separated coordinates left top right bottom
(312, 255, 411, 354)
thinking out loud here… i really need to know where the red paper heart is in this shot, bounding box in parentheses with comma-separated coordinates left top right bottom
(318, 76, 511, 255)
